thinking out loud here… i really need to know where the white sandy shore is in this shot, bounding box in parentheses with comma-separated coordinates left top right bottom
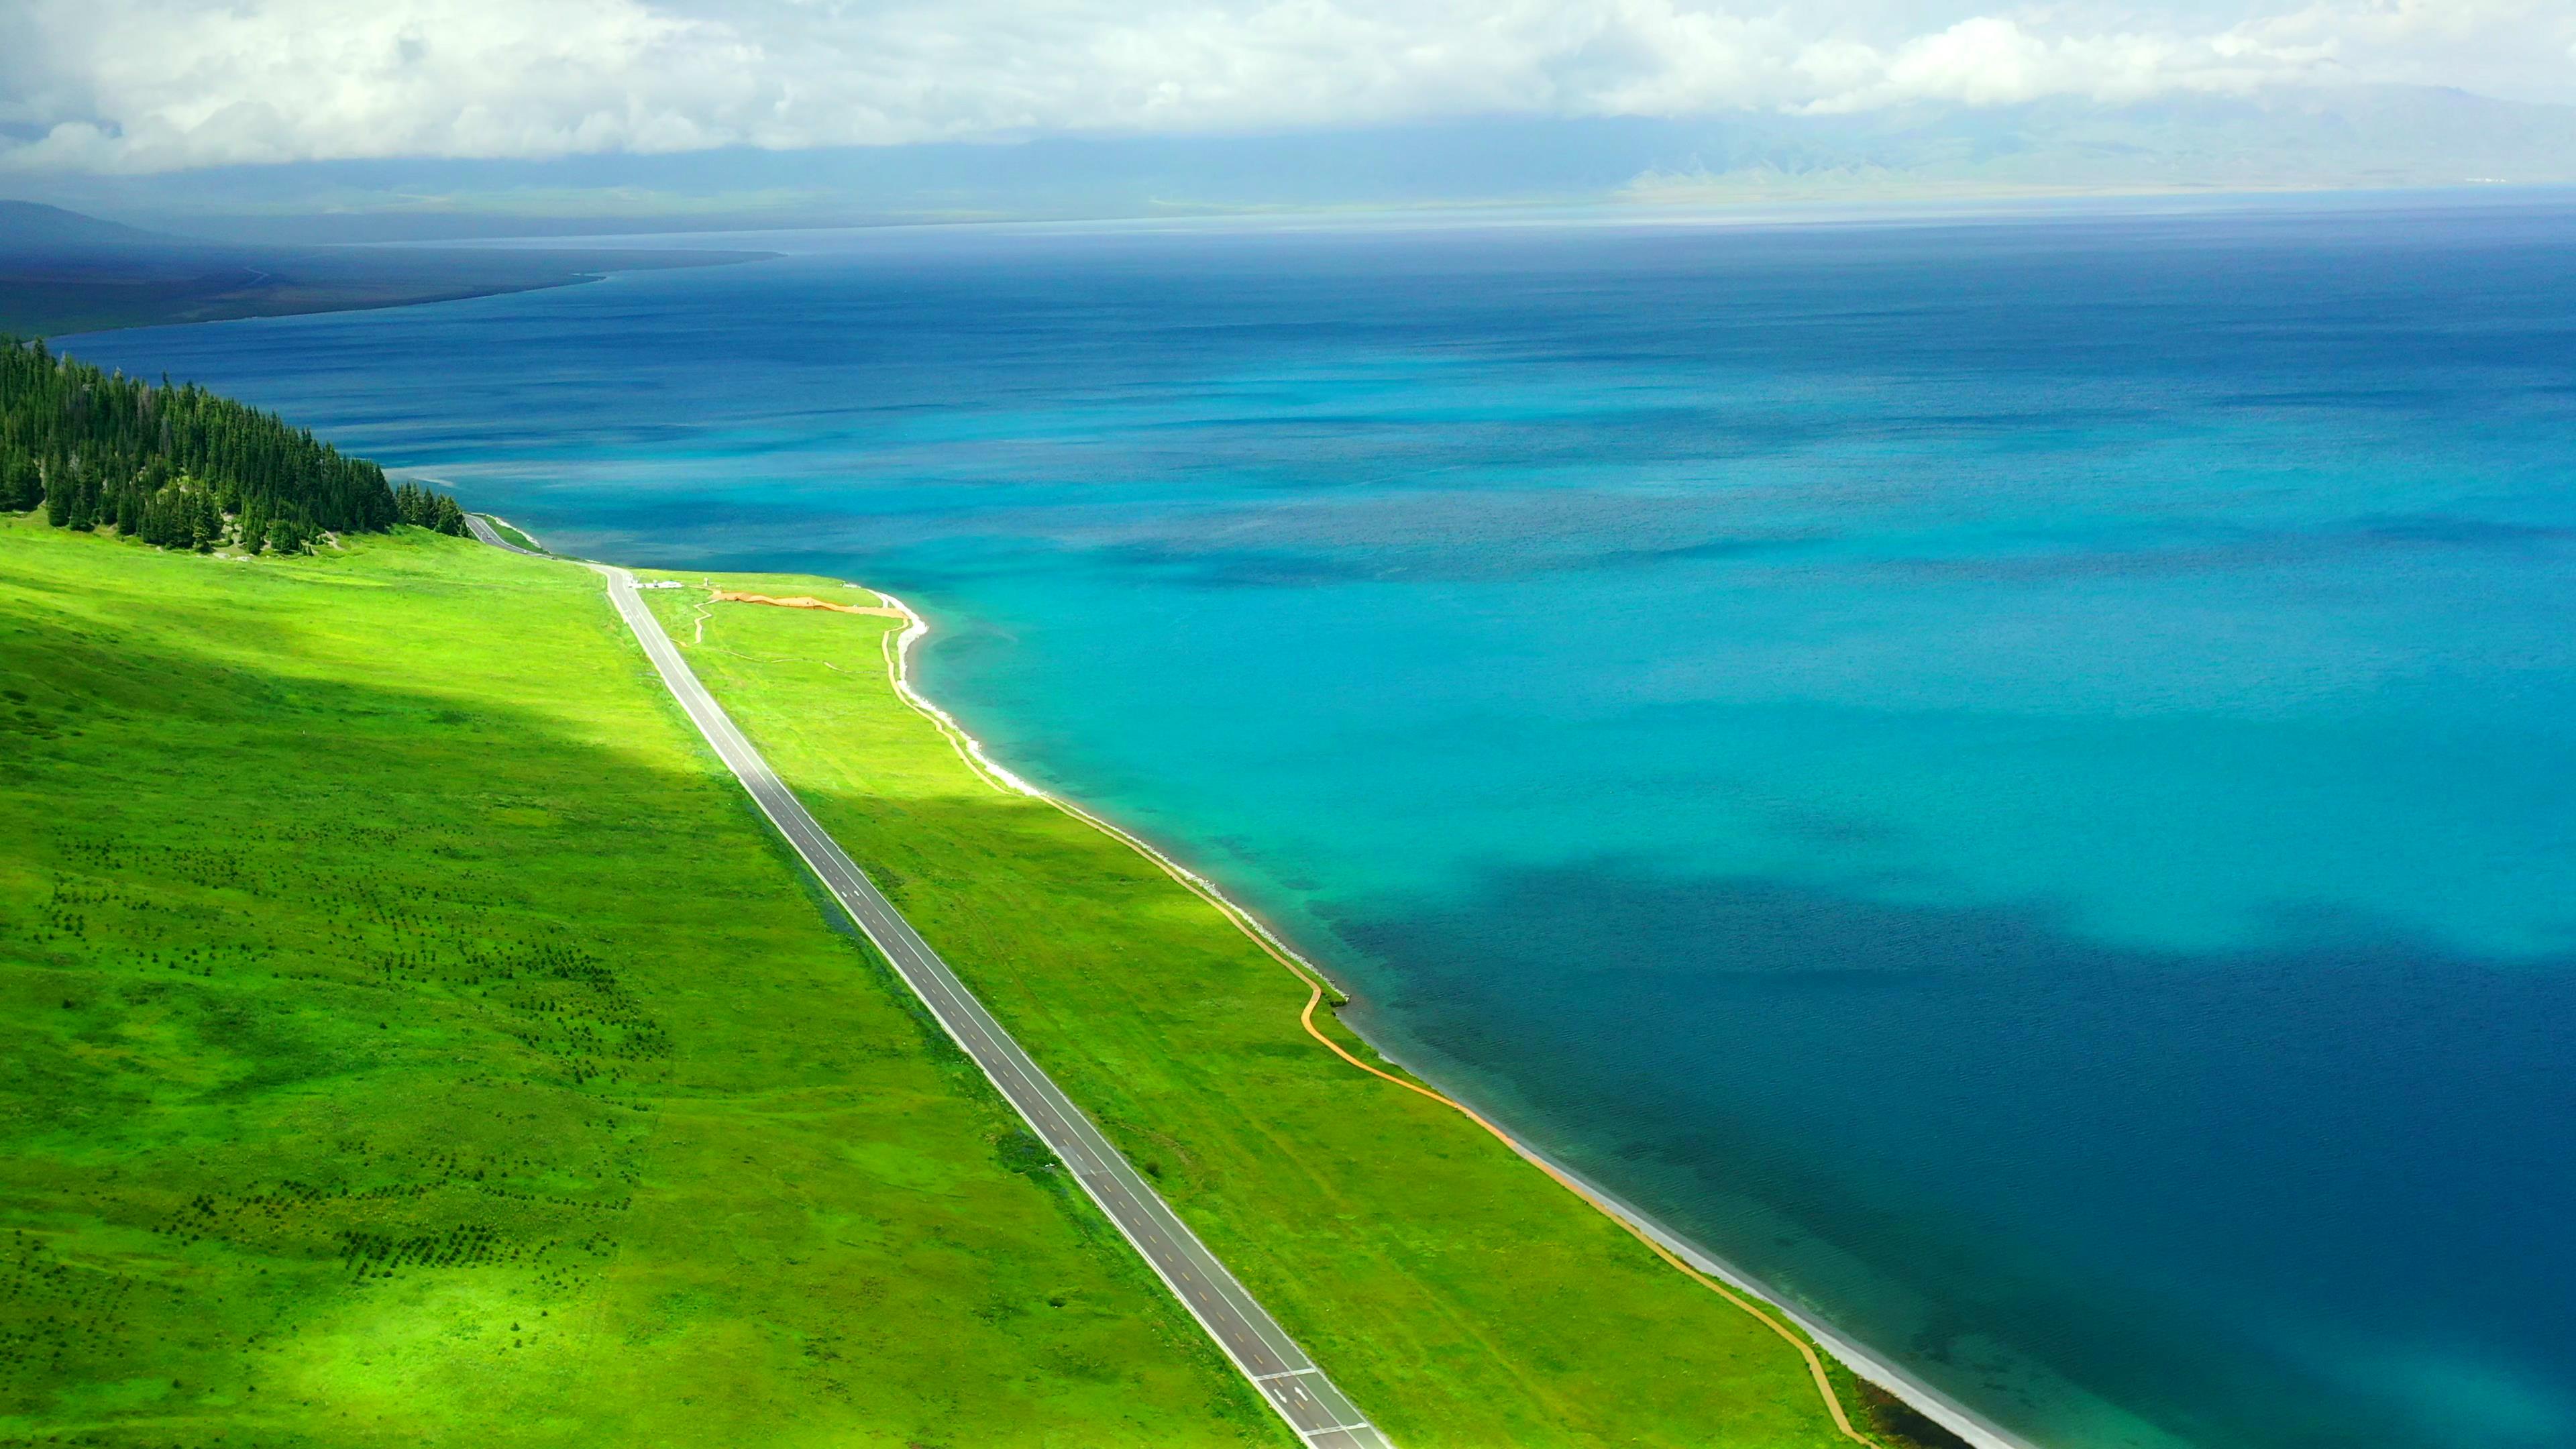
(482, 513, 548, 553)
(863, 582, 2045, 1449)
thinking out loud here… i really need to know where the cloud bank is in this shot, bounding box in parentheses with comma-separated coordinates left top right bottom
(3, 0, 2572, 174)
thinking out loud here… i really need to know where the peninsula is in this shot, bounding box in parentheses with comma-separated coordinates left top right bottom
(0, 202, 772, 338)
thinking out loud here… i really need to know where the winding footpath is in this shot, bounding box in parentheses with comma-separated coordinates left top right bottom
(474, 516, 1393, 1449)
(859, 578, 2015, 1449)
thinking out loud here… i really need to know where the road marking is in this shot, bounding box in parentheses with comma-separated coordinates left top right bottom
(567, 559, 1395, 1449)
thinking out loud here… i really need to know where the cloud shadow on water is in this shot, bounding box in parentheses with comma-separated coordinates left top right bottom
(1326, 861, 2576, 1449)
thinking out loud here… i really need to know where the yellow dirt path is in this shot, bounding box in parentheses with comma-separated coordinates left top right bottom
(843, 602, 1888, 1449)
(1071, 801, 1884, 1449)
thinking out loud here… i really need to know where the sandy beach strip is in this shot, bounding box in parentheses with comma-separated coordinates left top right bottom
(857, 581, 2045, 1449)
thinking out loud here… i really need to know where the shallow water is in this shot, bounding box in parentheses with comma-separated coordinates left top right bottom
(64, 197, 2576, 1449)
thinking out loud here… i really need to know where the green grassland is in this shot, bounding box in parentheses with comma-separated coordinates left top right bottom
(475, 516, 548, 554)
(635, 570, 1872, 1449)
(0, 517, 1279, 1448)
(0, 514, 1921, 1449)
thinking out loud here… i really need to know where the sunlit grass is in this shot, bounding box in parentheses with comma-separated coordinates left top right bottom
(0, 517, 1277, 1447)
(647, 573, 1866, 1449)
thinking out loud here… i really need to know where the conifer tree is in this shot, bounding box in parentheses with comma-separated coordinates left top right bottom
(0, 455, 36, 511)
(190, 490, 220, 551)
(2, 335, 468, 555)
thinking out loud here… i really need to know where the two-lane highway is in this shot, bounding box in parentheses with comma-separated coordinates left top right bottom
(462, 513, 543, 555)
(581, 559, 1393, 1449)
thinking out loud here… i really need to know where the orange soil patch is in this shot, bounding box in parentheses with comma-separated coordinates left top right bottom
(711, 590, 904, 618)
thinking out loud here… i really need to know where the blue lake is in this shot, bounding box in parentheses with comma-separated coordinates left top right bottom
(64, 197, 2576, 1449)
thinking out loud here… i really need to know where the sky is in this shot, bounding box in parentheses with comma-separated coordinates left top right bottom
(4, 1, 2575, 178)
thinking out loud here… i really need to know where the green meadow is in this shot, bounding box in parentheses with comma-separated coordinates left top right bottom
(0, 517, 1274, 1448)
(633, 569, 1884, 1449)
(0, 515, 1925, 1448)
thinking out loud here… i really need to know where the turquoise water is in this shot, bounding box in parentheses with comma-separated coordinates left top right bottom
(64, 199, 2576, 1449)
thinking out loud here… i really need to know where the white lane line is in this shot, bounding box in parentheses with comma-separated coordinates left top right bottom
(580, 563, 1387, 1446)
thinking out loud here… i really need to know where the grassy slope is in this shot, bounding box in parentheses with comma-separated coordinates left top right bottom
(642, 571, 1862, 1449)
(0, 519, 1278, 1448)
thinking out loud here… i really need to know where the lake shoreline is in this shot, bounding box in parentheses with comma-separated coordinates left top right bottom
(867, 578, 2043, 1449)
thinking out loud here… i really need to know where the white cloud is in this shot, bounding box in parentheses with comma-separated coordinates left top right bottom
(1795, 13, 2332, 113)
(3, 0, 2572, 173)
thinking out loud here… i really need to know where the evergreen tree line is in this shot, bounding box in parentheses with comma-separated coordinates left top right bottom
(1, 336, 468, 553)
(392, 480, 468, 536)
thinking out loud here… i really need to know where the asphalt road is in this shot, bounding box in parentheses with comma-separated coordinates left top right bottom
(462, 513, 542, 555)
(571, 558, 1393, 1449)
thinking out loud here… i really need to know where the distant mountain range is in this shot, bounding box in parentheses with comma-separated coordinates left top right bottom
(0, 201, 769, 337)
(5, 83, 2571, 244)
(0, 201, 180, 250)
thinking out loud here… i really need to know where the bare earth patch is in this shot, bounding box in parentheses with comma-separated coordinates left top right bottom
(711, 589, 902, 618)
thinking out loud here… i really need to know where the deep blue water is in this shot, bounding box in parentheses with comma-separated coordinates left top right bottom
(64, 199, 2576, 1449)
